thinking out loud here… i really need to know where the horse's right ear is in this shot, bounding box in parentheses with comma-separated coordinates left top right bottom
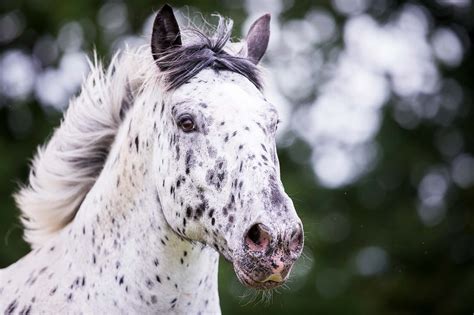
(151, 4, 182, 69)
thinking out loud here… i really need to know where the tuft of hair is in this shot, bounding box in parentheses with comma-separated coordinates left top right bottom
(14, 48, 152, 248)
(156, 15, 263, 90)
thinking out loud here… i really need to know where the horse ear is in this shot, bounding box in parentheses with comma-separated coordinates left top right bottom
(151, 4, 182, 67)
(245, 14, 271, 64)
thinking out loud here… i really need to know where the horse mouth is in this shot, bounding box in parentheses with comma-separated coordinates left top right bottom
(234, 266, 286, 290)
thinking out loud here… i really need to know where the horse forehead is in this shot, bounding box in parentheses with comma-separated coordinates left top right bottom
(209, 83, 262, 111)
(177, 70, 261, 102)
(172, 70, 277, 126)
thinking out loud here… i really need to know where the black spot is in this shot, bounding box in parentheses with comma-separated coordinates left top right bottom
(186, 206, 192, 218)
(5, 299, 18, 314)
(19, 304, 32, 315)
(256, 121, 267, 134)
(195, 202, 206, 218)
(185, 149, 195, 169)
(146, 279, 154, 289)
(50, 287, 57, 296)
(270, 180, 284, 206)
(206, 158, 227, 190)
(135, 136, 139, 152)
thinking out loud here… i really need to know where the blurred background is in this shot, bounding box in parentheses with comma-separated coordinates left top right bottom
(1, 0, 473, 314)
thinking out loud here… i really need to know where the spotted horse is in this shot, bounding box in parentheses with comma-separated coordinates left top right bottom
(0, 4, 304, 314)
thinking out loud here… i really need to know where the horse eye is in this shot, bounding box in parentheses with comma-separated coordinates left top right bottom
(178, 115, 196, 132)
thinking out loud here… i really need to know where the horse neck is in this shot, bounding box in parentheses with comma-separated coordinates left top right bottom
(63, 93, 220, 311)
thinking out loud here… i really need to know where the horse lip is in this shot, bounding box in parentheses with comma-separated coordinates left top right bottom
(234, 265, 286, 290)
(261, 273, 283, 283)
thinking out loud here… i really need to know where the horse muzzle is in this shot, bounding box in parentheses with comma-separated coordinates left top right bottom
(233, 222, 304, 290)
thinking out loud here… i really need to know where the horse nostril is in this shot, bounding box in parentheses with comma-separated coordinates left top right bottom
(289, 224, 304, 254)
(245, 223, 272, 252)
(247, 224, 261, 244)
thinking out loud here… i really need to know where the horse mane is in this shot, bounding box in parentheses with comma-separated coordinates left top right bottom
(14, 49, 151, 248)
(14, 15, 260, 248)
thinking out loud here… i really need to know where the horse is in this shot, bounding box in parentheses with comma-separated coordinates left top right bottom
(0, 4, 303, 314)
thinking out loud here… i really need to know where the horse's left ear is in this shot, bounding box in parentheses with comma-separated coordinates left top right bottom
(245, 13, 271, 64)
(151, 4, 182, 68)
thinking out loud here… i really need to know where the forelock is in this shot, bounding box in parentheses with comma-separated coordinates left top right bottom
(156, 16, 263, 91)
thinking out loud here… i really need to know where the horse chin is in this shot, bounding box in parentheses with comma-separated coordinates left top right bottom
(233, 265, 285, 290)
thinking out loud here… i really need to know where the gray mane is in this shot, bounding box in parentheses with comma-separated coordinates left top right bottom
(157, 17, 262, 90)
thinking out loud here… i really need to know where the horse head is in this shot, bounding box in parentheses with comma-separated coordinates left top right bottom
(151, 5, 303, 290)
